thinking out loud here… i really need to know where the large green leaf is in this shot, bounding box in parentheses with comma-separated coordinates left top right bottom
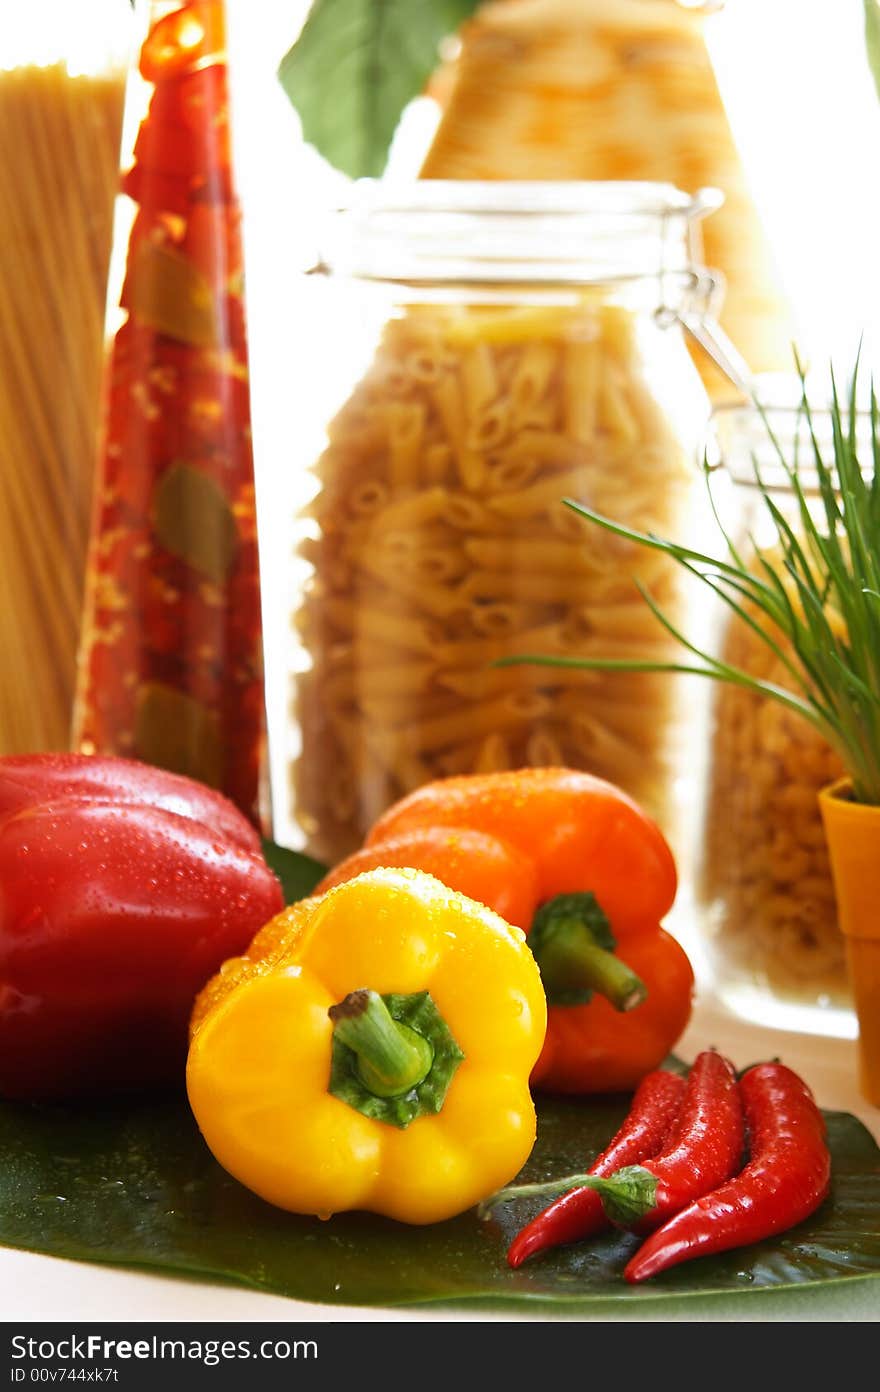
(1, 1089, 878, 1309)
(260, 837, 326, 903)
(278, 0, 481, 178)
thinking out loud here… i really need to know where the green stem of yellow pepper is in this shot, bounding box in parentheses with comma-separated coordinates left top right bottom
(327, 988, 465, 1128)
(529, 892, 647, 1011)
(329, 989, 434, 1097)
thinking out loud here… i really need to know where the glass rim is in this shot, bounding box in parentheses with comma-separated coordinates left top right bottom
(318, 180, 723, 289)
(711, 371, 875, 428)
(711, 372, 875, 493)
(334, 179, 722, 221)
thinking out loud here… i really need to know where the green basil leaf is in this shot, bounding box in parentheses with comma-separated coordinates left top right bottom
(866, 0, 880, 102)
(260, 837, 326, 903)
(1, 1090, 878, 1309)
(134, 682, 224, 790)
(278, 0, 481, 178)
(126, 242, 219, 348)
(154, 464, 238, 585)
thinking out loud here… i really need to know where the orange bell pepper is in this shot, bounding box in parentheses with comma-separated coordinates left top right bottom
(318, 768, 694, 1094)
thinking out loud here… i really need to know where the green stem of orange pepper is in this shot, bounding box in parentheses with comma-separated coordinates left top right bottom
(528, 892, 647, 1010)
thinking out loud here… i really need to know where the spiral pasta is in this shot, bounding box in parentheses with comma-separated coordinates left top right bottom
(700, 596, 849, 1004)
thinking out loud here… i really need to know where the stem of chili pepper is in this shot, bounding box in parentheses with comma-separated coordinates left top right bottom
(481, 1166, 660, 1222)
(328, 990, 434, 1097)
(527, 892, 647, 1010)
(579, 1050, 744, 1230)
(493, 1051, 742, 1230)
(624, 1062, 831, 1283)
(505, 1069, 686, 1268)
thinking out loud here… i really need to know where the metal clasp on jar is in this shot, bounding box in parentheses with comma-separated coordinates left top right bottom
(657, 265, 755, 400)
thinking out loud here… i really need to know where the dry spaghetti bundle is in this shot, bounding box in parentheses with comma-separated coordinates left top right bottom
(0, 60, 124, 752)
(293, 300, 694, 865)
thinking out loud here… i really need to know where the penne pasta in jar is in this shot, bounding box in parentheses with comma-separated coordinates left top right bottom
(288, 183, 715, 863)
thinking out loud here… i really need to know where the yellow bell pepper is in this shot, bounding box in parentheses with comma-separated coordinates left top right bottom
(186, 867, 547, 1225)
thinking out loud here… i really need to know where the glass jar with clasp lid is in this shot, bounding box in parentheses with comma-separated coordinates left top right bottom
(274, 180, 741, 866)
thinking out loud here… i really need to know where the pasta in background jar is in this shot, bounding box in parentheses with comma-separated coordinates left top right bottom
(288, 183, 718, 865)
(699, 387, 865, 1037)
(421, 0, 794, 402)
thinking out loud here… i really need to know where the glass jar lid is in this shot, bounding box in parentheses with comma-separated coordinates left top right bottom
(321, 179, 722, 288)
(712, 372, 875, 494)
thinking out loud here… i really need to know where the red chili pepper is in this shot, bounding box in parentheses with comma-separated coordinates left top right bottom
(577, 1050, 745, 1230)
(0, 754, 284, 1102)
(624, 1062, 831, 1283)
(139, 0, 226, 84)
(133, 69, 232, 182)
(507, 1069, 686, 1268)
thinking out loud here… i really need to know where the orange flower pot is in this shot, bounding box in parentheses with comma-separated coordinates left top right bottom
(819, 778, 880, 1106)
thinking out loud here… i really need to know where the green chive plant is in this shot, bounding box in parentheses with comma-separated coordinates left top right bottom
(501, 362, 880, 805)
